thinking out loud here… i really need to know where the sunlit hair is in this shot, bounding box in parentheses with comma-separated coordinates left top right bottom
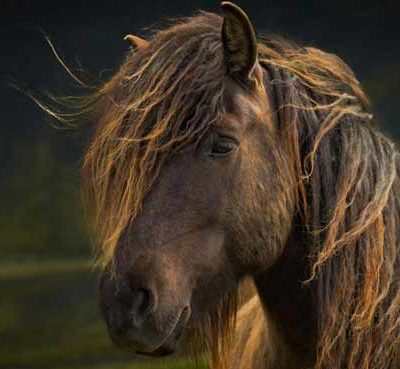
(85, 14, 227, 268)
(35, 11, 400, 369)
(258, 38, 399, 369)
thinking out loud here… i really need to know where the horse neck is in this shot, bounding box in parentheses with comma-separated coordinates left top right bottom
(252, 216, 316, 369)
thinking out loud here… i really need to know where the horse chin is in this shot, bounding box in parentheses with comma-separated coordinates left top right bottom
(136, 346, 175, 357)
(135, 306, 190, 358)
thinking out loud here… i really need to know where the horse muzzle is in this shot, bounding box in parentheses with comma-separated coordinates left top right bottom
(99, 259, 191, 356)
(105, 300, 190, 356)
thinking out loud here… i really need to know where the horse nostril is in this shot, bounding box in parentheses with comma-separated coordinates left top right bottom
(131, 288, 153, 325)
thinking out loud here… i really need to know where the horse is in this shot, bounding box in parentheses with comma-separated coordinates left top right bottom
(47, 2, 400, 369)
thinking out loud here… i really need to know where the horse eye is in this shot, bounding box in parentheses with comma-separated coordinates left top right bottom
(210, 137, 237, 157)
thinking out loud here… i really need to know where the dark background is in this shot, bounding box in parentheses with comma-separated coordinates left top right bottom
(0, 1, 399, 368)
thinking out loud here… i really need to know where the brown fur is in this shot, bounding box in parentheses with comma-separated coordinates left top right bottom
(36, 8, 400, 369)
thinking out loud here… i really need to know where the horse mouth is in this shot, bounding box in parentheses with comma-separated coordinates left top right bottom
(136, 306, 190, 357)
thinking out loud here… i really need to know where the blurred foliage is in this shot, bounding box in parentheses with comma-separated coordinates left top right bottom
(0, 136, 89, 260)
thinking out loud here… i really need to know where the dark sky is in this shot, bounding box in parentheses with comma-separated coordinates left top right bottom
(1, 0, 399, 157)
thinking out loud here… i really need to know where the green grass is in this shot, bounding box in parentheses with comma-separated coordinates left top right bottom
(56, 357, 195, 369)
(0, 259, 204, 369)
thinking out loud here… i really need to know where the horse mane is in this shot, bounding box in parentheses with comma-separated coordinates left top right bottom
(258, 37, 400, 369)
(36, 11, 400, 369)
(82, 12, 226, 266)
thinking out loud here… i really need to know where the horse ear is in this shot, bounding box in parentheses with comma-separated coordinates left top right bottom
(123, 34, 149, 50)
(221, 2, 258, 82)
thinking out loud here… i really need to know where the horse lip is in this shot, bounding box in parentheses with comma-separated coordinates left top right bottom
(135, 306, 190, 357)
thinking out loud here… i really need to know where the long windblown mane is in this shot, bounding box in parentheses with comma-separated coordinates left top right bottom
(40, 11, 400, 369)
(82, 13, 227, 268)
(258, 38, 400, 369)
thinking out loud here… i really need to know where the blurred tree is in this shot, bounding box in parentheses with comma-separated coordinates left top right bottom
(0, 131, 89, 260)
